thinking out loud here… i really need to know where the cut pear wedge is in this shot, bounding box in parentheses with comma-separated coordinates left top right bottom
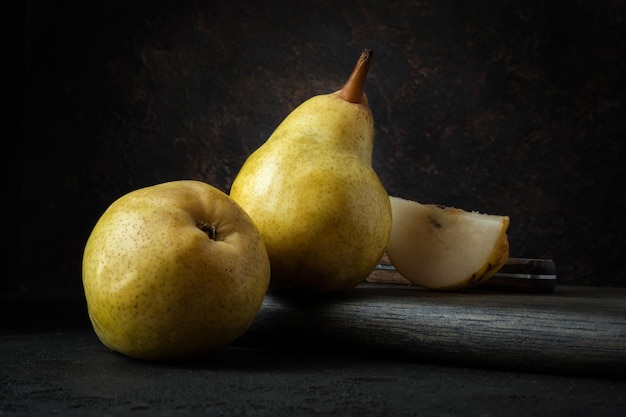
(385, 196, 510, 290)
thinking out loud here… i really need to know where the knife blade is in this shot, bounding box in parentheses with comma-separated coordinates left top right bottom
(371, 257, 557, 293)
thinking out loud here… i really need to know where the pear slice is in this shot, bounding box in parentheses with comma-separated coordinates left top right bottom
(385, 196, 510, 290)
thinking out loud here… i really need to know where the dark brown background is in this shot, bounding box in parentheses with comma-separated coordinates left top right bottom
(21, 0, 625, 293)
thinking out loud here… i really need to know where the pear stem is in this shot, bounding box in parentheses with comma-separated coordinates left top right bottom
(338, 49, 373, 104)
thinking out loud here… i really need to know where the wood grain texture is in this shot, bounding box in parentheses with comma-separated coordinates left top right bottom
(238, 282, 626, 378)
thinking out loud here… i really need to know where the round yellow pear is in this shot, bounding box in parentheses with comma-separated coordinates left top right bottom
(82, 180, 270, 360)
(230, 50, 391, 292)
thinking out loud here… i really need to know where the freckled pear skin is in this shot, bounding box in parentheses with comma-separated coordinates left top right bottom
(230, 50, 392, 292)
(82, 180, 270, 360)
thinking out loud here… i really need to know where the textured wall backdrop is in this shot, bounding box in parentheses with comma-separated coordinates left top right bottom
(21, 0, 626, 292)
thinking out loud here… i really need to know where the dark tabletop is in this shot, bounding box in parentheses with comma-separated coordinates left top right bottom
(2, 288, 625, 417)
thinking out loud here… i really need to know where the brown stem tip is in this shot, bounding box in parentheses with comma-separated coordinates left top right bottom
(338, 49, 373, 104)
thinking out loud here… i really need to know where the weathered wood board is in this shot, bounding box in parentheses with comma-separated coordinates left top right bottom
(238, 282, 626, 378)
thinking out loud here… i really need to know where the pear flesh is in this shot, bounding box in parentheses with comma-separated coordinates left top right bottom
(386, 196, 510, 290)
(230, 50, 392, 292)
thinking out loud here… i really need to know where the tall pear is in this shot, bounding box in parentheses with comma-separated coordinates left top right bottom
(230, 49, 392, 292)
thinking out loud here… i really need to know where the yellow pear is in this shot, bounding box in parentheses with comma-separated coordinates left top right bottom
(385, 196, 510, 290)
(82, 180, 270, 360)
(230, 50, 391, 292)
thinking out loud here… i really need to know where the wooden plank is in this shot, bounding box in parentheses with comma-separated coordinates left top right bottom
(237, 282, 626, 378)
